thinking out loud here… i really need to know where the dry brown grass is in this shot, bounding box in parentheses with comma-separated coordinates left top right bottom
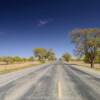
(0, 61, 41, 74)
(68, 61, 100, 70)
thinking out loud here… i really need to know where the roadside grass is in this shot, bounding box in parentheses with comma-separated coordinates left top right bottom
(94, 67, 100, 71)
(68, 61, 100, 71)
(0, 62, 41, 74)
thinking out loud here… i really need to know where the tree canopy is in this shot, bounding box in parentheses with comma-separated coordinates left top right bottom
(70, 28, 100, 68)
(33, 48, 56, 61)
(62, 53, 71, 62)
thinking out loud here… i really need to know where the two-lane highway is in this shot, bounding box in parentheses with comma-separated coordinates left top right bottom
(0, 62, 100, 100)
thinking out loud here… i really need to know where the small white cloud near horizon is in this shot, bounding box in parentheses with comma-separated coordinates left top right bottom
(37, 18, 53, 27)
(38, 20, 48, 26)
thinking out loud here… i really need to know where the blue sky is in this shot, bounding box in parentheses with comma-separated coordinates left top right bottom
(0, 0, 100, 57)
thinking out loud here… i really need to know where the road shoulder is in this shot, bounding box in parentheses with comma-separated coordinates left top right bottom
(64, 62, 100, 79)
(0, 63, 49, 87)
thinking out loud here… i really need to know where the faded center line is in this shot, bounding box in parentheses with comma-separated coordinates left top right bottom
(57, 80, 62, 99)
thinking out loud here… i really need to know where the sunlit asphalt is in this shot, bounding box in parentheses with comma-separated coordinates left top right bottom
(0, 62, 100, 100)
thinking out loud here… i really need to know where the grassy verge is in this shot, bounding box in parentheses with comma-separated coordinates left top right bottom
(68, 61, 100, 71)
(0, 62, 41, 74)
(94, 67, 100, 71)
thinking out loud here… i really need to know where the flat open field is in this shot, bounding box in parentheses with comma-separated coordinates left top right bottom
(0, 61, 41, 74)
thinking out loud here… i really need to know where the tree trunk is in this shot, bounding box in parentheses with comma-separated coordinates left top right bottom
(90, 61, 94, 68)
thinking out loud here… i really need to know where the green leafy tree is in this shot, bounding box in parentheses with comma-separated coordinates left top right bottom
(46, 49, 56, 61)
(34, 48, 56, 61)
(28, 56, 34, 61)
(70, 28, 100, 68)
(62, 53, 71, 62)
(13, 56, 23, 63)
(95, 51, 100, 63)
(34, 48, 47, 61)
(2, 56, 14, 64)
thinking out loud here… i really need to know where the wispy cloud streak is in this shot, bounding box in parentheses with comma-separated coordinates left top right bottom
(38, 20, 49, 26)
(37, 18, 53, 27)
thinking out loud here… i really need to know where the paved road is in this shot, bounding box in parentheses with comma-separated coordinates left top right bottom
(0, 62, 100, 100)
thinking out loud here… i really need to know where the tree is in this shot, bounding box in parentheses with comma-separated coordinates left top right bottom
(13, 56, 22, 63)
(28, 56, 34, 61)
(95, 51, 100, 63)
(46, 49, 56, 61)
(2, 56, 14, 64)
(34, 48, 47, 61)
(70, 28, 100, 68)
(33, 48, 56, 61)
(62, 53, 71, 62)
(0, 56, 34, 64)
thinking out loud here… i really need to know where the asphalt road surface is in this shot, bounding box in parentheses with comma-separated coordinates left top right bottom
(0, 62, 100, 100)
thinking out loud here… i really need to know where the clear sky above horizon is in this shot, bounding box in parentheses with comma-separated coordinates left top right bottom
(0, 0, 100, 57)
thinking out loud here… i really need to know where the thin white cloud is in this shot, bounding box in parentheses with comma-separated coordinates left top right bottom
(37, 18, 53, 27)
(38, 20, 49, 26)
